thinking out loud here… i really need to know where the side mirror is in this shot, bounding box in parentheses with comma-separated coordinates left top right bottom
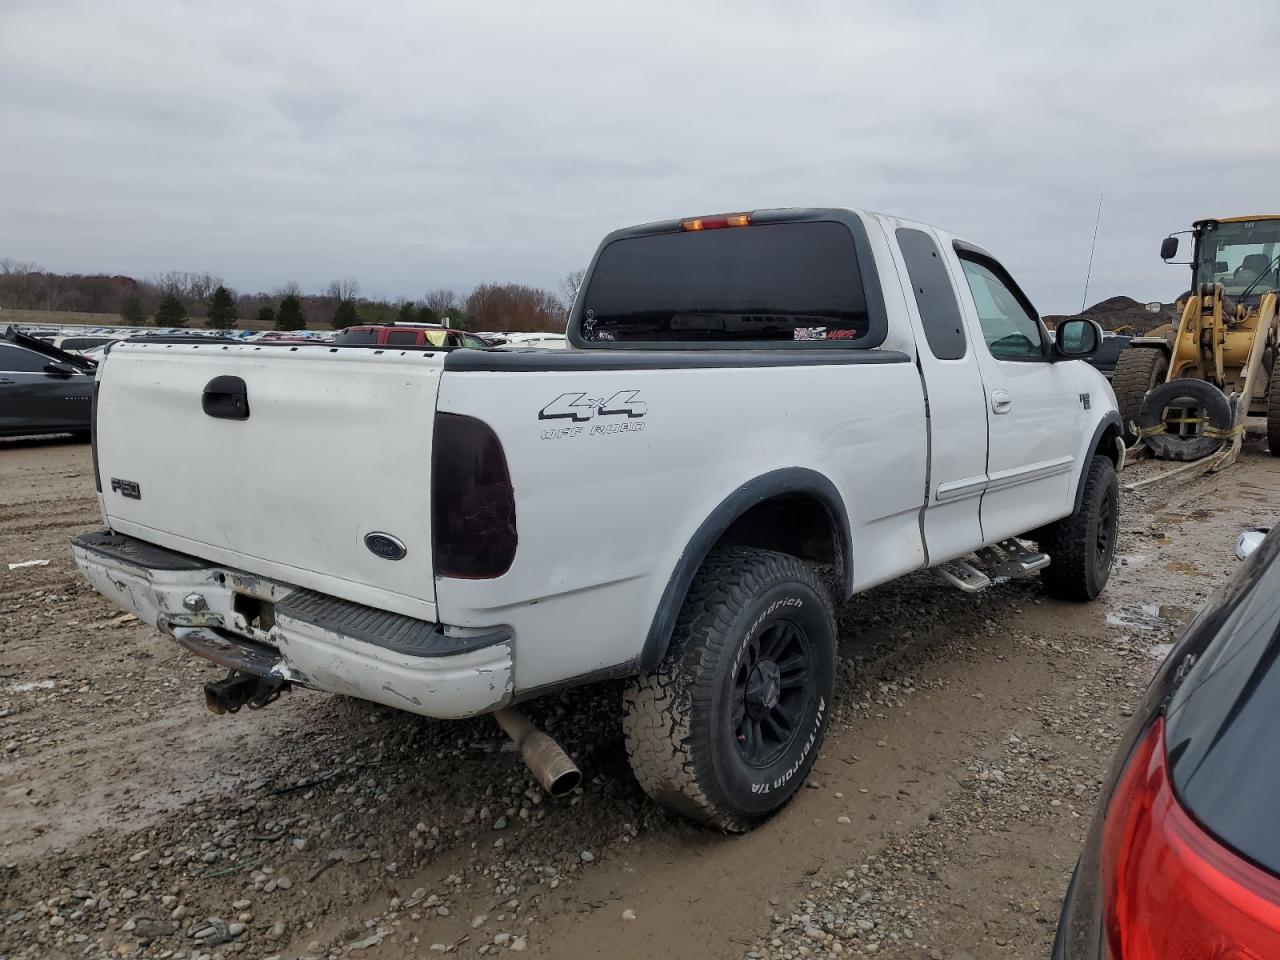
(1053, 318, 1101, 359)
(43, 362, 76, 377)
(1160, 236, 1179, 260)
(1236, 527, 1270, 560)
(1144, 301, 1163, 314)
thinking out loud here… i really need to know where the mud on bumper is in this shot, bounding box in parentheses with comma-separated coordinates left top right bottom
(71, 531, 513, 720)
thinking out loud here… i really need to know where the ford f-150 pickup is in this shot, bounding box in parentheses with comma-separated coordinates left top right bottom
(73, 207, 1122, 831)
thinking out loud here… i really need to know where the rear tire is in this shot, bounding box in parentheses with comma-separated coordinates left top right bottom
(1038, 455, 1119, 602)
(623, 547, 836, 832)
(1268, 362, 1280, 457)
(1112, 347, 1168, 443)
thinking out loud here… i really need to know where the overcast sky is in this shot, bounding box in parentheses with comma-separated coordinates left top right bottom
(2, 1, 1278, 314)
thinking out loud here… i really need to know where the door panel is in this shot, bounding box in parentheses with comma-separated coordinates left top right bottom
(881, 221, 989, 563)
(953, 254, 1080, 541)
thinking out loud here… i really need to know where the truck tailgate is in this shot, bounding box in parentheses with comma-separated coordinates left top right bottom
(95, 343, 444, 620)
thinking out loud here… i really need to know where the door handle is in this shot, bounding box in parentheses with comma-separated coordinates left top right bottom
(991, 389, 1012, 415)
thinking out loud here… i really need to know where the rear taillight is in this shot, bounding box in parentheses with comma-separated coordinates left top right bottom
(431, 413, 517, 578)
(91, 379, 102, 493)
(1102, 718, 1280, 958)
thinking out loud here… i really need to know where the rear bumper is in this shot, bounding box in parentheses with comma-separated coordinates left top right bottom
(72, 531, 513, 720)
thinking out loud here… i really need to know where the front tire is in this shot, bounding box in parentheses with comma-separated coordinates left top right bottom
(1038, 455, 1119, 602)
(623, 547, 836, 832)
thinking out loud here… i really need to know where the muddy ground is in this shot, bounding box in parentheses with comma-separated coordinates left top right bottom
(2, 434, 1278, 960)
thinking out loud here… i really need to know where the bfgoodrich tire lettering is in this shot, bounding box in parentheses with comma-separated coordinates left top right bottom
(623, 546, 836, 831)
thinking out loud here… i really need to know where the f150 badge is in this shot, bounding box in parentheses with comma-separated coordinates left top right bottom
(110, 478, 141, 500)
(538, 390, 647, 440)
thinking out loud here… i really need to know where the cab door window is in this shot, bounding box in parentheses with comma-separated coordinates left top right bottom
(0, 344, 51, 372)
(958, 258, 1046, 361)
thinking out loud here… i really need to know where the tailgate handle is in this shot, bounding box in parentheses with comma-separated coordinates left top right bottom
(202, 376, 250, 420)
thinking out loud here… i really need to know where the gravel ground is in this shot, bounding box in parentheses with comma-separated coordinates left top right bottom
(2, 433, 1278, 960)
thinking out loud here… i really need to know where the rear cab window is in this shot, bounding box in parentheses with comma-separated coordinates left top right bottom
(573, 217, 886, 349)
(335, 329, 378, 345)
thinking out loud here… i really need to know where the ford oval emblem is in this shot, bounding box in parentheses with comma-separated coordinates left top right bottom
(364, 532, 407, 561)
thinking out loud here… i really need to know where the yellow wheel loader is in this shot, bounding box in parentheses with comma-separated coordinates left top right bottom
(1113, 216, 1280, 464)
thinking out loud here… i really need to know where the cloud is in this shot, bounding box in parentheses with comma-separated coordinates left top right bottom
(1, 0, 1277, 312)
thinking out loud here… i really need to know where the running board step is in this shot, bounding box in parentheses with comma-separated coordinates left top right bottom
(978, 539, 1051, 579)
(936, 539, 1050, 594)
(937, 560, 992, 593)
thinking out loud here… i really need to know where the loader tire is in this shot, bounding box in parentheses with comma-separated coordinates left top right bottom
(1112, 346, 1168, 443)
(623, 547, 835, 832)
(1038, 455, 1118, 602)
(1138, 379, 1231, 462)
(1268, 362, 1280, 457)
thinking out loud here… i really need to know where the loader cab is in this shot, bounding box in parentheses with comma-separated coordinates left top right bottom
(1167, 217, 1280, 301)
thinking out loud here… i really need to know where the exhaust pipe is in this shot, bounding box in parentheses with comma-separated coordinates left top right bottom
(493, 707, 582, 797)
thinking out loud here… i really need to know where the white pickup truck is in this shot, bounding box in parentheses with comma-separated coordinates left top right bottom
(74, 208, 1122, 831)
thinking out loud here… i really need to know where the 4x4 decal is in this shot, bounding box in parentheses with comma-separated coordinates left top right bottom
(538, 390, 647, 422)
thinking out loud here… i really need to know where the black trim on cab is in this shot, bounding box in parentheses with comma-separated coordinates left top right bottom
(639, 468, 853, 672)
(445, 348, 910, 372)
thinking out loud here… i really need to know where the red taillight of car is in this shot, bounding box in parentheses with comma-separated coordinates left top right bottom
(91, 379, 102, 493)
(680, 212, 751, 231)
(1102, 717, 1280, 959)
(431, 412, 517, 578)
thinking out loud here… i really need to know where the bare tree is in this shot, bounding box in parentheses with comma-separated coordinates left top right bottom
(276, 281, 302, 299)
(557, 269, 586, 310)
(423, 288, 457, 315)
(465, 283, 564, 333)
(326, 277, 360, 302)
(186, 272, 222, 304)
(0, 258, 42, 276)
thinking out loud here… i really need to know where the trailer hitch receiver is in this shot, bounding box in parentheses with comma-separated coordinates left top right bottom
(204, 670, 290, 715)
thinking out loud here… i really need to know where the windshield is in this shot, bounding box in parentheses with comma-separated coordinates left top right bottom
(1195, 219, 1280, 298)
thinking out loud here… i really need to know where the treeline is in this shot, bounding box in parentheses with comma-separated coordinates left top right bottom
(0, 259, 582, 333)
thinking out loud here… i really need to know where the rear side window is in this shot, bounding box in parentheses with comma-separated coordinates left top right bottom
(896, 228, 966, 360)
(386, 330, 420, 345)
(335, 329, 377, 345)
(579, 222, 873, 345)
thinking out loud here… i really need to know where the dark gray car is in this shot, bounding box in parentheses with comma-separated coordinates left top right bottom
(0, 327, 96, 440)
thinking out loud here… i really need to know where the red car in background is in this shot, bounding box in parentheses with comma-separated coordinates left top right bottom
(334, 324, 490, 349)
